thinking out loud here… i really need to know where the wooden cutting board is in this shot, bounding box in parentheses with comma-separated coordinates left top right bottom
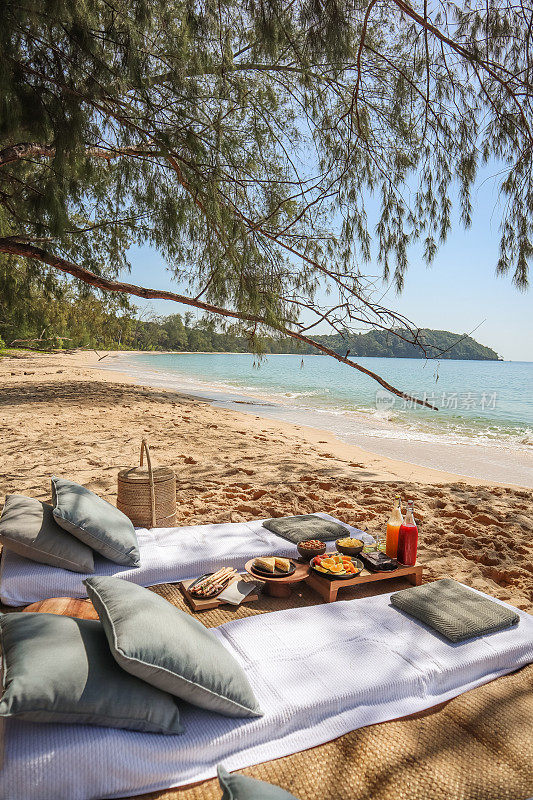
(22, 597, 99, 619)
(179, 575, 259, 612)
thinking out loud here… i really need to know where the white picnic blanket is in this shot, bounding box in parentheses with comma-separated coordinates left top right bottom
(2, 587, 532, 800)
(0, 513, 371, 606)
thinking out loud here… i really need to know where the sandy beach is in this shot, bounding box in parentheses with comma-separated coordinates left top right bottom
(1, 349, 531, 613)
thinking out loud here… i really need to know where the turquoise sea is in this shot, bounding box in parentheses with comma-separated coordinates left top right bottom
(103, 353, 533, 486)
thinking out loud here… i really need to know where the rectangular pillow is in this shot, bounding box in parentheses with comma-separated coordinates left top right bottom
(262, 515, 350, 544)
(0, 612, 183, 734)
(0, 495, 94, 573)
(51, 477, 140, 567)
(390, 579, 520, 642)
(85, 576, 263, 718)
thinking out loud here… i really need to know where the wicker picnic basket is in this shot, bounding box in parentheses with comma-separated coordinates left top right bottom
(117, 440, 176, 528)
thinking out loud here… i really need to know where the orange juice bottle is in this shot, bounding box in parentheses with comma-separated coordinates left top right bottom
(386, 495, 403, 558)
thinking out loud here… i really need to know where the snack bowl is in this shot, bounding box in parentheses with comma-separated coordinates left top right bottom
(297, 539, 327, 561)
(335, 537, 364, 556)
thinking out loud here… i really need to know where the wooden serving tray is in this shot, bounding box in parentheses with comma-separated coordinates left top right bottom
(179, 575, 259, 612)
(22, 597, 99, 619)
(306, 562, 423, 603)
(244, 559, 310, 598)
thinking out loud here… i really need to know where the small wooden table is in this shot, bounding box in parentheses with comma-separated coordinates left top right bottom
(306, 562, 423, 603)
(244, 559, 310, 598)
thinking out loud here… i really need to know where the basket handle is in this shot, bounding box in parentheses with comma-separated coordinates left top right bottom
(139, 439, 156, 528)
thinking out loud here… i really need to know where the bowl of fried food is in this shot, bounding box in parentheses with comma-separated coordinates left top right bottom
(297, 539, 327, 561)
(335, 537, 364, 556)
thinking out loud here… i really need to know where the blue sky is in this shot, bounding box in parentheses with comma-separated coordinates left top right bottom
(124, 172, 532, 362)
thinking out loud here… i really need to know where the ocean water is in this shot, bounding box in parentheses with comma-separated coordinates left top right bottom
(102, 353, 533, 486)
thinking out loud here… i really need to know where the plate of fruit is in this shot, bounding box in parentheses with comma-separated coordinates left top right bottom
(310, 552, 363, 579)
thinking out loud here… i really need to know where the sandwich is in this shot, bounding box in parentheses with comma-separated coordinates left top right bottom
(254, 557, 276, 573)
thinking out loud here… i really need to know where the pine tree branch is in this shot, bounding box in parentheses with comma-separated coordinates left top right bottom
(390, 0, 533, 143)
(0, 143, 57, 168)
(0, 237, 438, 409)
(0, 142, 157, 168)
(0, 140, 426, 348)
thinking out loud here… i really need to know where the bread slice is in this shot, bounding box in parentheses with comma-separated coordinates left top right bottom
(274, 557, 291, 573)
(254, 557, 276, 573)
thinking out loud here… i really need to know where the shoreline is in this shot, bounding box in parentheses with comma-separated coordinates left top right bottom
(96, 351, 532, 489)
(2, 348, 521, 490)
(91, 353, 478, 487)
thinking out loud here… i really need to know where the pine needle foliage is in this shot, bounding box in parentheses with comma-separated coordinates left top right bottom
(0, 0, 531, 353)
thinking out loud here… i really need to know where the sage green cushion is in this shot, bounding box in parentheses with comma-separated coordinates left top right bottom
(390, 579, 520, 642)
(217, 766, 300, 799)
(262, 514, 349, 544)
(85, 576, 263, 718)
(51, 476, 140, 567)
(0, 612, 183, 733)
(0, 495, 94, 573)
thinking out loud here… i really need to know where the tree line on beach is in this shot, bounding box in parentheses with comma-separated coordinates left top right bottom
(0, 282, 498, 360)
(135, 315, 499, 360)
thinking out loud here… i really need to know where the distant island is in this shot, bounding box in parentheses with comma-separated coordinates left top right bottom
(298, 328, 500, 360)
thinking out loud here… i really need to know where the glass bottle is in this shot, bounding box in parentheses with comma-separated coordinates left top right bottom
(397, 500, 418, 566)
(386, 495, 403, 559)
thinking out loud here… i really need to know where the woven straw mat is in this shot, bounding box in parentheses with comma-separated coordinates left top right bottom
(124, 579, 533, 800)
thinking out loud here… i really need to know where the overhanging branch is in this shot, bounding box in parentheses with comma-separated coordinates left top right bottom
(0, 238, 438, 409)
(0, 142, 158, 169)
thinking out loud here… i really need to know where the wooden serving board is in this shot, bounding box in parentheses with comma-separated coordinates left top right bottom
(306, 562, 423, 603)
(179, 575, 259, 612)
(244, 559, 310, 598)
(22, 597, 99, 619)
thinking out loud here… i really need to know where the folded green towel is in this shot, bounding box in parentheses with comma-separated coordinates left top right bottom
(262, 515, 350, 544)
(390, 579, 519, 643)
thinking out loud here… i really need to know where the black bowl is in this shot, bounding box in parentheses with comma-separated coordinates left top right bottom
(297, 540, 327, 561)
(335, 538, 364, 556)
